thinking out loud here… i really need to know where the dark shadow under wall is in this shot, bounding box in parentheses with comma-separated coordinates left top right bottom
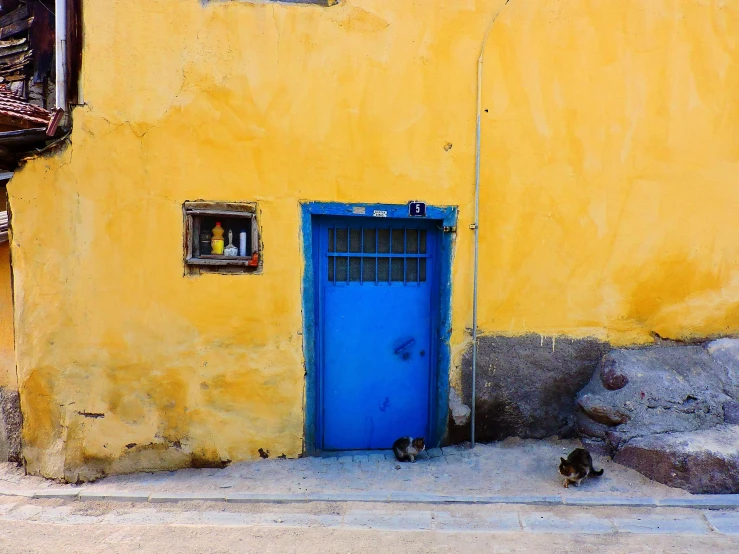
(451, 334, 610, 444)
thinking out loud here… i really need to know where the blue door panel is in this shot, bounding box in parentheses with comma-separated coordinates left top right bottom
(317, 217, 437, 450)
(323, 286, 430, 449)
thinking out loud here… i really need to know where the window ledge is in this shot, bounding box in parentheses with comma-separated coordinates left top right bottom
(206, 0, 339, 7)
(186, 254, 259, 267)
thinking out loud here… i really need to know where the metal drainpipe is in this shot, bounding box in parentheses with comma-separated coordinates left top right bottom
(55, 0, 68, 112)
(471, 0, 511, 448)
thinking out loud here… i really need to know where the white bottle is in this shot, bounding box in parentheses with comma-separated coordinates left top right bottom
(239, 231, 247, 257)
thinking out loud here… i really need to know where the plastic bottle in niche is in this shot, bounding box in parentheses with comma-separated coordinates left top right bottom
(239, 231, 247, 257)
(211, 222, 225, 255)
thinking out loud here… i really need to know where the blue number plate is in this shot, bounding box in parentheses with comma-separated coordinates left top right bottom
(408, 201, 426, 217)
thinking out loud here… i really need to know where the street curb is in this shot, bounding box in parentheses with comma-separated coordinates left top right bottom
(563, 496, 658, 508)
(1, 489, 739, 509)
(226, 493, 306, 504)
(78, 491, 150, 502)
(32, 490, 80, 500)
(658, 496, 739, 510)
(150, 493, 228, 503)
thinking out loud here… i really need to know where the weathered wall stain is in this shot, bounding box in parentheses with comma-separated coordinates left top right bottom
(5, 0, 739, 480)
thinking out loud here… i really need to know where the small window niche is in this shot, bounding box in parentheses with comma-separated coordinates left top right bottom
(184, 201, 261, 275)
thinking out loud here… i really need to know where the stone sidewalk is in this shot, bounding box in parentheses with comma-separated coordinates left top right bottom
(1, 439, 738, 509)
(1, 498, 739, 537)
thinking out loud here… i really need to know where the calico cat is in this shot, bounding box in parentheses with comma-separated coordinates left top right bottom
(559, 448, 604, 488)
(393, 436, 425, 462)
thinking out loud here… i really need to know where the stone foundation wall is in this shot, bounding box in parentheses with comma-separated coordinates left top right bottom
(0, 387, 21, 463)
(453, 335, 610, 443)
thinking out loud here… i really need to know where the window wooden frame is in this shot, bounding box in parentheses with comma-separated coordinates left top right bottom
(208, 1, 338, 6)
(183, 201, 261, 274)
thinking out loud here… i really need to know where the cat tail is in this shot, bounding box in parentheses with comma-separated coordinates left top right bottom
(591, 468, 604, 477)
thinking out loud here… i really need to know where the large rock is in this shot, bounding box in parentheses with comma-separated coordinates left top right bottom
(706, 338, 739, 399)
(576, 344, 738, 453)
(614, 425, 739, 494)
(574, 338, 739, 493)
(459, 335, 609, 441)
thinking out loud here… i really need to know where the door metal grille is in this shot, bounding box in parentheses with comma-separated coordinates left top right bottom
(327, 226, 428, 284)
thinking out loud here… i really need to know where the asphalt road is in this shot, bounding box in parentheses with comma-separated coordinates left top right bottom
(2, 522, 738, 554)
(0, 497, 737, 553)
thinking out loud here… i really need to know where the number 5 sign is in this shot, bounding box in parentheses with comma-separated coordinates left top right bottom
(408, 201, 426, 217)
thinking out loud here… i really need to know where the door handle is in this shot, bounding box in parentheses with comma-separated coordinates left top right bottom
(394, 338, 416, 355)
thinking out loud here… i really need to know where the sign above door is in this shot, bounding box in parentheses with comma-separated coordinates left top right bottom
(408, 201, 426, 217)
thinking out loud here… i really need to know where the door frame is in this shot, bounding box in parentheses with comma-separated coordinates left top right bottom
(300, 202, 457, 454)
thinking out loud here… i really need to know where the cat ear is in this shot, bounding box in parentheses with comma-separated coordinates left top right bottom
(560, 457, 566, 463)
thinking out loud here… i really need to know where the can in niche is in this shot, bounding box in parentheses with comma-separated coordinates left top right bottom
(200, 231, 212, 255)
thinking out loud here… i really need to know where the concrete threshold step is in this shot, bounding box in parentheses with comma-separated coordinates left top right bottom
(2, 488, 739, 509)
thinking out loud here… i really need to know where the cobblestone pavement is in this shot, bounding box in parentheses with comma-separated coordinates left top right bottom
(0, 439, 700, 504)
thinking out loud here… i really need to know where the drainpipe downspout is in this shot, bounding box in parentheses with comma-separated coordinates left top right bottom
(471, 0, 511, 449)
(55, 0, 68, 114)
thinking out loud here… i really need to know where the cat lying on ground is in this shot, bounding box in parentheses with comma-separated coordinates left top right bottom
(393, 437, 425, 462)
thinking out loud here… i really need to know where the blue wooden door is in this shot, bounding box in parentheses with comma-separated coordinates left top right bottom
(317, 218, 437, 450)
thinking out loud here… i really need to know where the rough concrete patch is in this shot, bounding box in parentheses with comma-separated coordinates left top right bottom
(458, 335, 609, 442)
(448, 388, 470, 426)
(521, 511, 615, 533)
(0, 388, 21, 463)
(703, 511, 739, 534)
(611, 513, 710, 534)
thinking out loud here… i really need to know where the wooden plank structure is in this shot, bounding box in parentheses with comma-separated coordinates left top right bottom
(0, 2, 83, 170)
(0, 2, 57, 108)
(0, 4, 32, 84)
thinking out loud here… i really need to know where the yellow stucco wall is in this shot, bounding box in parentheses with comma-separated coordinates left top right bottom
(7, 0, 739, 480)
(0, 242, 15, 390)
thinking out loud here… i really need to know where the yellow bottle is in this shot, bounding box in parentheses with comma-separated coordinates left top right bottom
(211, 222, 225, 255)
